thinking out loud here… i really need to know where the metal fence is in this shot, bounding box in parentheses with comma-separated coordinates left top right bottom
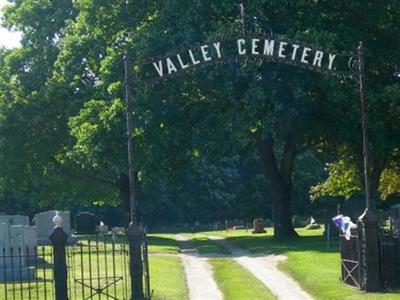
(340, 228, 400, 290)
(0, 246, 55, 300)
(67, 236, 131, 300)
(340, 230, 362, 289)
(380, 236, 400, 288)
(0, 228, 150, 300)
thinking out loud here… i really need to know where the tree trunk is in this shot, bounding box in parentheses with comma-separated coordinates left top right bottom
(257, 132, 299, 239)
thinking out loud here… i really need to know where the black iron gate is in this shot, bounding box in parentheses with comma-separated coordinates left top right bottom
(340, 230, 362, 289)
(67, 236, 130, 300)
(340, 229, 400, 290)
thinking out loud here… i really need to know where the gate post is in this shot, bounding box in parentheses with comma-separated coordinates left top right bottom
(127, 222, 145, 300)
(358, 209, 382, 291)
(49, 213, 69, 300)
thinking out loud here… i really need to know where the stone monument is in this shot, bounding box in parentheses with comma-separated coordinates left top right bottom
(75, 212, 99, 234)
(97, 221, 109, 235)
(305, 216, 322, 230)
(252, 218, 266, 234)
(34, 211, 73, 245)
(0, 215, 29, 226)
(0, 223, 36, 282)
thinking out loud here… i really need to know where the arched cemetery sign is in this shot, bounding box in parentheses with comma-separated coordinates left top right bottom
(135, 35, 360, 83)
(128, 32, 371, 214)
(130, 35, 367, 207)
(124, 31, 382, 294)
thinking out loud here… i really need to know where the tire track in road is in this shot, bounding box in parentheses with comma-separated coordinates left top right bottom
(208, 235, 313, 300)
(175, 234, 223, 300)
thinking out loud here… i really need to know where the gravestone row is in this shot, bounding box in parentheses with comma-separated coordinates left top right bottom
(0, 216, 36, 282)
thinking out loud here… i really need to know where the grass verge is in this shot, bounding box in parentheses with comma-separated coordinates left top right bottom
(210, 258, 276, 300)
(150, 256, 189, 300)
(147, 233, 180, 254)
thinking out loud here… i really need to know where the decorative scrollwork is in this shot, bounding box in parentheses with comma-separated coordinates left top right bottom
(348, 57, 360, 74)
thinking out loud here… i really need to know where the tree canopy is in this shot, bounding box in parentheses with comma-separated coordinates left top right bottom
(0, 0, 399, 236)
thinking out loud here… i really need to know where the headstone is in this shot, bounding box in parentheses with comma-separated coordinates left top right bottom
(111, 227, 125, 235)
(0, 215, 29, 226)
(390, 204, 400, 238)
(23, 226, 37, 257)
(233, 225, 245, 230)
(252, 218, 266, 234)
(75, 212, 99, 234)
(305, 223, 322, 230)
(0, 223, 36, 282)
(305, 217, 322, 230)
(97, 221, 109, 235)
(34, 211, 72, 245)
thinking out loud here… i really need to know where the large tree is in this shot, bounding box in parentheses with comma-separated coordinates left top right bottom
(1, 0, 399, 238)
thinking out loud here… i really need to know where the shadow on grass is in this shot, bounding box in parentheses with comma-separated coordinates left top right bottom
(191, 238, 230, 255)
(74, 234, 127, 244)
(147, 236, 180, 253)
(224, 234, 340, 255)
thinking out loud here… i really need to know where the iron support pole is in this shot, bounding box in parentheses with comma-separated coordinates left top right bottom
(124, 51, 137, 224)
(358, 42, 374, 212)
(356, 41, 382, 292)
(124, 51, 145, 300)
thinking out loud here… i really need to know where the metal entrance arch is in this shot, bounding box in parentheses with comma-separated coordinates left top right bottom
(128, 33, 369, 212)
(124, 31, 381, 291)
(134, 34, 360, 84)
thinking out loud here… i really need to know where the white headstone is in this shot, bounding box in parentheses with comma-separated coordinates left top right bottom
(0, 215, 29, 226)
(0, 223, 36, 282)
(97, 222, 109, 235)
(23, 226, 37, 256)
(34, 210, 72, 245)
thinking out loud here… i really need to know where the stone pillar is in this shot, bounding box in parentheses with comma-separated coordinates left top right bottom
(127, 222, 145, 300)
(49, 213, 69, 300)
(357, 209, 382, 291)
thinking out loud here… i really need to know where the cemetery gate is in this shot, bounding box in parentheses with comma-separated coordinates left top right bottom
(0, 226, 151, 300)
(340, 225, 400, 290)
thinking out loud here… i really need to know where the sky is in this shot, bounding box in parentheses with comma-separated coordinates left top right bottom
(0, 0, 21, 49)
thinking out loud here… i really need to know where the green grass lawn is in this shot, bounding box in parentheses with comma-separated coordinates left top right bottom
(201, 227, 399, 300)
(210, 258, 277, 300)
(147, 234, 189, 299)
(149, 256, 189, 300)
(147, 233, 181, 254)
(183, 232, 276, 299)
